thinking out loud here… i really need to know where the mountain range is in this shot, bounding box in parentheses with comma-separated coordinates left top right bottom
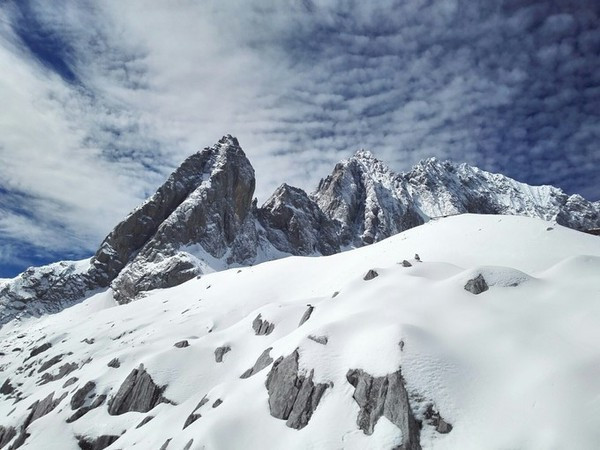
(1, 135, 598, 325)
(1, 136, 599, 449)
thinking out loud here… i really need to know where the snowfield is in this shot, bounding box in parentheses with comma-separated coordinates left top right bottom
(1, 214, 599, 449)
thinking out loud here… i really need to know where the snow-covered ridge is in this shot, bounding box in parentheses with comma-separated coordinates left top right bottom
(1, 215, 599, 449)
(1, 136, 599, 325)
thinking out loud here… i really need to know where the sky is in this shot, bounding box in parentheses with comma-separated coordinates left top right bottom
(0, 0, 599, 278)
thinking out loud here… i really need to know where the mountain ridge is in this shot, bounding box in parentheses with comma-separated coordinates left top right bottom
(1, 135, 598, 324)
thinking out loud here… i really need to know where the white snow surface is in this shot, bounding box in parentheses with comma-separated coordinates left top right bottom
(1, 214, 599, 449)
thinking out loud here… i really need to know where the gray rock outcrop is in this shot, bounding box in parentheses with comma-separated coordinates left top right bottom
(67, 395, 106, 423)
(0, 426, 16, 448)
(252, 314, 275, 336)
(28, 343, 51, 359)
(107, 358, 120, 368)
(0, 379, 14, 395)
(240, 348, 273, 379)
(214, 346, 231, 363)
(109, 135, 257, 302)
(183, 396, 208, 429)
(363, 269, 379, 281)
(265, 350, 330, 430)
(308, 335, 328, 345)
(76, 434, 120, 450)
(39, 362, 78, 385)
(71, 381, 96, 410)
(298, 305, 314, 327)
(346, 368, 421, 450)
(258, 184, 339, 255)
(107, 365, 169, 415)
(464, 274, 489, 294)
(10, 391, 68, 448)
(424, 404, 453, 434)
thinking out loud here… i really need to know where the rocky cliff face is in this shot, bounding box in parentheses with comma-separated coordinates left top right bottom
(109, 135, 256, 301)
(1, 137, 599, 323)
(313, 150, 425, 246)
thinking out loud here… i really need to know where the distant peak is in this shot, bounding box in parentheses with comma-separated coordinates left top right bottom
(217, 134, 240, 148)
(351, 149, 376, 161)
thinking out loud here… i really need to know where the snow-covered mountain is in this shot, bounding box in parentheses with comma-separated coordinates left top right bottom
(1, 135, 599, 324)
(0, 215, 599, 449)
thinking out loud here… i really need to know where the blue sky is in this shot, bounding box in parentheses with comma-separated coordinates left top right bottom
(0, 0, 599, 277)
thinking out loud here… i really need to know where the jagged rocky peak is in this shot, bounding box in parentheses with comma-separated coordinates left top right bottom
(314, 150, 423, 246)
(403, 156, 600, 229)
(2, 136, 600, 324)
(257, 183, 339, 256)
(110, 135, 256, 301)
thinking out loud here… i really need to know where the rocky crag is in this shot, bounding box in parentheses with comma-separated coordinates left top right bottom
(1, 135, 599, 322)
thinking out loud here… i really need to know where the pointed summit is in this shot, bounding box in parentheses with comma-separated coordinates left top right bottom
(108, 135, 256, 301)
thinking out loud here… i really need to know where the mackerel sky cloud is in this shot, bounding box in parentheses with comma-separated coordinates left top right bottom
(0, 0, 599, 276)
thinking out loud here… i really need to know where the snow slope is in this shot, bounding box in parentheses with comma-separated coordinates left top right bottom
(1, 215, 599, 449)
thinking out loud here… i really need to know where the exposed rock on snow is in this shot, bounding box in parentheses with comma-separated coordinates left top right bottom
(308, 335, 328, 345)
(39, 362, 78, 384)
(28, 342, 51, 359)
(424, 404, 453, 434)
(252, 314, 275, 335)
(183, 396, 208, 429)
(0, 379, 14, 395)
(63, 377, 78, 388)
(464, 274, 489, 294)
(0, 425, 16, 448)
(38, 354, 64, 373)
(401, 260, 412, 267)
(214, 346, 231, 363)
(135, 415, 154, 429)
(363, 269, 379, 280)
(12, 391, 68, 448)
(174, 340, 189, 348)
(71, 381, 96, 409)
(298, 305, 314, 327)
(346, 368, 421, 449)
(76, 434, 120, 450)
(107, 358, 120, 368)
(265, 350, 330, 430)
(240, 348, 273, 379)
(66, 395, 106, 423)
(107, 365, 169, 415)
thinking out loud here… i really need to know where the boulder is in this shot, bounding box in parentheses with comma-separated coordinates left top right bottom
(107, 365, 169, 415)
(107, 358, 120, 368)
(346, 368, 421, 449)
(464, 274, 489, 294)
(252, 314, 275, 335)
(265, 349, 330, 429)
(214, 346, 231, 363)
(76, 434, 120, 450)
(71, 381, 96, 410)
(298, 305, 314, 327)
(363, 270, 379, 281)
